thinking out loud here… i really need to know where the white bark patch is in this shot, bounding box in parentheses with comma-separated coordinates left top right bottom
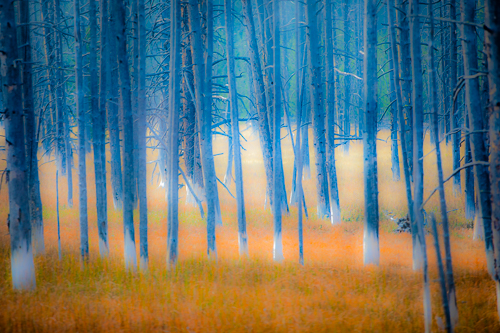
(140, 256, 148, 272)
(99, 238, 109, 257)
(424, 279, 432, 333)
(330, 202, 341, 225)
(449, 289, 458, 329)
(363, 228, 379, 265)
(496, 280, 500, 321)
(273, 232, 284, 262)
(11, 245, 36, 290)
(0, 52, 7, 76)
(238, 231, 249, 256)
(124, 230, 137, 271)
(413, 240, 424, 271)
(473, 215, 484, 241)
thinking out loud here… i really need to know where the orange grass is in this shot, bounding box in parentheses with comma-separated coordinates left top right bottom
(0, 129, 498, 332)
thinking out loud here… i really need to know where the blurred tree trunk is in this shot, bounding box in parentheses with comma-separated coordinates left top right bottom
(167, 0, 181, 266)
(108, 2, 124, 210)
(91, 0, 109, 257)
(396, 0, 413, 182)
(342, 0, 351, 154)
(409, 0, 426, 272)
(19, 0, 44, 254)
(388, 0, 413, 222)
(225, 0, 248, 256)
(0, 0, 36, 290)
(54, 0, 73, 207)
(114, 0, 137, 270)
(485, 0, 500, 318)
(409, 0, 431, 329)
(96, 0, 109, 256)
(189, 0, 219, 257)
(428, 4, 458, 326)
(325, 0, 341, 225)
(137, 0, 148, 270)
(306, 0, 330, 219)
(74, 0, 89, 261)
(362, 0, 379, 266)
(296, 0, 304, 264)
(242, 0, 273, 207)
(461, 0, 494, 275)
(450, 0, 461, 195)
(41, 0, 56, 155)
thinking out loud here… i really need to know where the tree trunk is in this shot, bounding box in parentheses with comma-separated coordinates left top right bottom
(450, 0, 461, 195)
(485, 0, 500, 319)
(108, 4, 124, 210)
(342, 0, 351, 154)
(19, 0, 44, 254)
(114, 0, 137, 270)
(388, 0, 413, 223)
(242, 0, 274, 207)
(137, 0, 148, 270)
(96, 0, 109, 257)
(362, 0, 379, 266)
(189, 0, 219, 257)
(225, 0, 248, 256)
(167, 0, 181, 266)
(428, 5, 458, 326)
(409, 0, 431, 329)
(461, 0, 494, 276)
(396, 0, 413, 182)
(0, 0, 36, 290)
(74, 0, 89, 261)
(409, 0, 426, 272)
(325, 0, 341, 225)
(296, 0, 304, 264)
(306, 0, 330, 219)
(55, 0, 73, 207)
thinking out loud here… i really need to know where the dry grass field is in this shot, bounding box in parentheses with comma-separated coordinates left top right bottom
(0, 129, 498, 332)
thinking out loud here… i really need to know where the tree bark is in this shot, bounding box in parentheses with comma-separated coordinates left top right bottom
(362, 0, 379, 266)
(19, 0, 44, 254)
(461, 0, 494, 276)
(325, 0, 341, 225)
(306, 0, 330, 219)
(167, 0, 181, 266)
(0, 0, 36, 290)
(137, 0, 148, 270)
(114, 0, 137, 270)
(189, 0, 219, 257)
(225, 0, 248, 256)
(96, 0, 109, 257)
(485, 0, 500, 319)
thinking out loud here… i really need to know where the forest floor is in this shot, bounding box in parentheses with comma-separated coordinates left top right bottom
(0, 129, 498, 332)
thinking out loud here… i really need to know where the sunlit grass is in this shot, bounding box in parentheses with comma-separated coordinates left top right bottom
(0, 129, 497, 332)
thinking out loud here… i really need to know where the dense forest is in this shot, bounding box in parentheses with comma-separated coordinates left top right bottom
(0, 0, 500, 331)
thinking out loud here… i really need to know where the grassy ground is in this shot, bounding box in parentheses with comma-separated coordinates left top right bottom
(0, 129, 498, 332)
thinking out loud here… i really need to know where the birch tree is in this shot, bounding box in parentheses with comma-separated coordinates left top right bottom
(0, 0, 36, 289)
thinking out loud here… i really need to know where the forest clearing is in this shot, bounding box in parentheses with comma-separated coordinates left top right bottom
(0, 131, 497, 332)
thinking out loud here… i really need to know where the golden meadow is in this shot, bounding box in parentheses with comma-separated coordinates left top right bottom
(0, 130, 497, 332)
